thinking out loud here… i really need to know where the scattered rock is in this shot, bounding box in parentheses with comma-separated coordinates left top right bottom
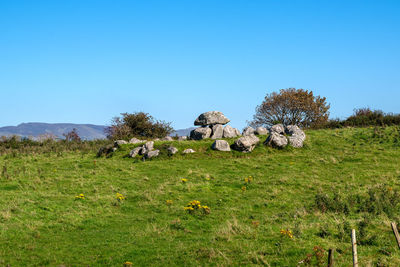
(183, 148, 196, 154)
(153, 138, 160, 141)
(129, 147, 142, 157)
(144, 149, 160, 159)
(211, 140, 231, 151)
(255, 127, 268, 135)
(129, 138, 144, 144)
(242, 127, 255, 136)
(190, 127, 212, 140)
(211, 124, 223, 139)
(162, 136, 173, 141)
(232, 135, 260, 153)
(178, 136, 187, 141)
(194, 111, 230, 126)
(270, 124, 285, 134)
(167, 146, 179, 155)
(264, 132, 288, 148)
(114, 140, 128, 147)
(222, 125, 237, 138)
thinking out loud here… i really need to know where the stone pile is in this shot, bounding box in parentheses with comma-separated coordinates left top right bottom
(264, 124, 306, 148)
(129, 141, 160, 159)
(190, 111, 241, 140)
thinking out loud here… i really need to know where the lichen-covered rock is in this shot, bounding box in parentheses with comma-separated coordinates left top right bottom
(211, 124, 223, 139)
(222, 125, 237, 138)
(285, 125, 306, 147)
(270, 124, 285, 134)
(232, 135, 260, 153)
(242, 127, 255, 136)
(255, 127, 268, 135)
(129, 146, 142, 157)
(194, 111, 230, 126)
(183, 148, 196, 154)
(167, 146, 178, 155)
(264, 132, 288, 148)
(144, 149, 160, 159)
(211, 140, 231, 151)
(190, 127, 212, 140)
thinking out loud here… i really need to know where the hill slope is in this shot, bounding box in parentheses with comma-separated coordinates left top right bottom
(0, 127, 400, 266)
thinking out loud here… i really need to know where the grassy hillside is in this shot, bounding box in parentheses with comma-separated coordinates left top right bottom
(1, 127, 400, 266)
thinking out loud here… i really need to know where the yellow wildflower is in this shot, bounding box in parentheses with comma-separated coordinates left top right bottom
(75, 193, 85, 199)
(241, 186, 246, 191)
(181, 178, 188, 183)
(166, 200, 173, 205)
(116, 193, 126, 201)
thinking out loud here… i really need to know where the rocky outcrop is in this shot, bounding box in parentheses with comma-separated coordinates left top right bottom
(232, 135, 260, 153)
(211, 140, 231, 151)
(211, 124, 223, 139)
(162, 136, 173, 141)
(97, 144, 114, 157)
(255, 127, 268, 135)
(265, 124, 306, 148)
(190, 127, 212, 140)
(183, 149, 195, 154)
(242, 127, 255, 136)
(194, 111, 230, 126)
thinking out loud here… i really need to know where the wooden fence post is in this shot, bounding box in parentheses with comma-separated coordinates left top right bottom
(351, 229, 358, 267)
(327, 248, 334, 267)
(391, 222, 400, 249)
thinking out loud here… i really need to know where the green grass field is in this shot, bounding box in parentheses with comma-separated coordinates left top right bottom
(1, 127, 400, 266)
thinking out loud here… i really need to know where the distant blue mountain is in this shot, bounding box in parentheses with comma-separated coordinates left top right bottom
(0, 122, 108, 140)
(0, 122, 195, 140)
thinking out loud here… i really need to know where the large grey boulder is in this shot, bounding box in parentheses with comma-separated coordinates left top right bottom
(129, 146, 143, 157)
(285, 125, 306, 148)
(183, 148, 196, 154)
(167, 146, 179, 155)
(211, 124, 223, 139)
(232, 135, 260, 153)
(162, 136, 173, 141)
(190, 127, 212, 140)
(270, 124, 285, 134)
(194, 111, 230, 126)
(265, 132, 288, 148)
(222, 125, 237, 138)
(211, 140, 231, 151)
(255, 127, 268, 135)
(242, 127, 255, 136)
(144, 149, 160, 159)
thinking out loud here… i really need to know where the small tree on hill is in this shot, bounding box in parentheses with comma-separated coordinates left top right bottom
(106, 112, 174, 140)
(249, 88, 330, 128)
(63, 128, 81, 142)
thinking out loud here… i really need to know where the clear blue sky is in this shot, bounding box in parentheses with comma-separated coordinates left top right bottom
(1, 0, 399, 130)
